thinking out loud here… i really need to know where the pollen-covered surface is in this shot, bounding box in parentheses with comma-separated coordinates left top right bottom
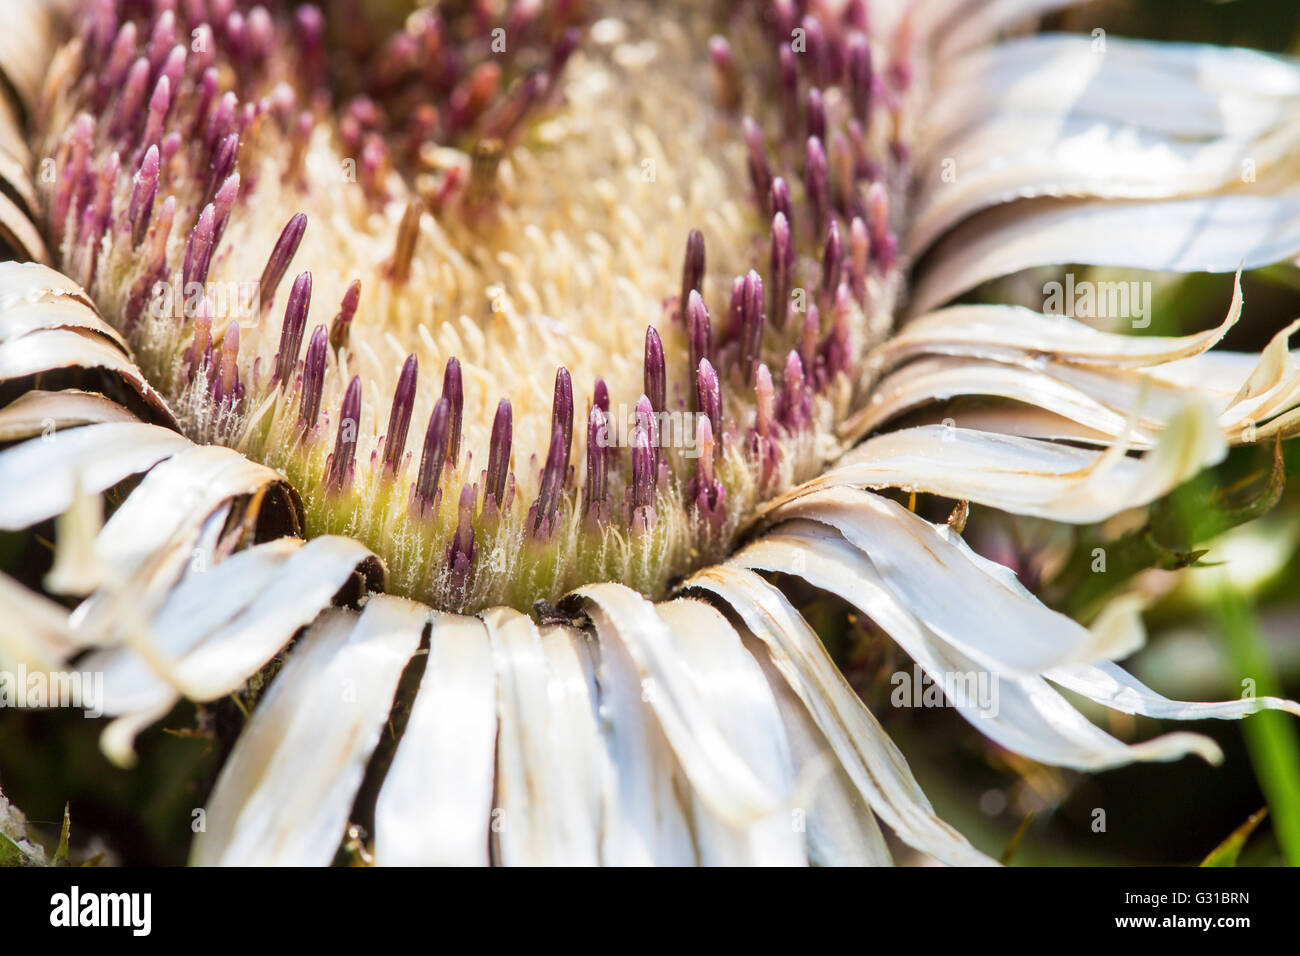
(36, 0, 913, 612)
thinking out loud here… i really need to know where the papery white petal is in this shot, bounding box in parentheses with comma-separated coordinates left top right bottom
(691, 564, 992, 866)
(192, 596, 424, 866)
(739, 523, 1222, 770)
(657, 598, 806, 866)
(373, 611, 497, 867)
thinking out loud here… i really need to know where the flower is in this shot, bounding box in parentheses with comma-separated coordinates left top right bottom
(1, 0, 1299, 865)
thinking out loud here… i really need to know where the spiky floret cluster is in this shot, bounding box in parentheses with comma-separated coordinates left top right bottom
(36, 0, 913, 612)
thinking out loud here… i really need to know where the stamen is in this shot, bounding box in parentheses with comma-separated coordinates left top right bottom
(184, 298, 212, 380)
(182, 203, 217, 288)
(329, 279, 361, 350)
(849, 215, 870, 295)
(213, 322, 240, 407)
(636, 393, 659, 474)
(644, 325, 666, 413)
(388, 199, 422, 283)
(414, 397, 451, 513)
(211, 173, 240, 250)
(191, 68, 219, 138)
(847, 31, 873, 123)
(800, 15, 829, 87)
(259, 213, 307, 313)
(804, 135, 829, 237)
(709, 36, 740, 111)
(696, 358, 721, 443)
(100, 23, 137, 109)
(383, 355, 419, 473)
(551, 367, 573, 470)
(680, 228, 705, 321)
(447, 483, 477, 603)
(743, 117, 772, 212)
(806, 87, 825, 142)
(531, 426, 566, 535)
(755, 364, 775, 438)
(740, 269, 764, 384)
(822, 219, 843, 296)
(442, 357, 464, 466)
(778, 45, 798, 138)
(771, 177, 792, 235)
(769, 211, 792, 330)
(273, 272, 312, 389)
(145, 9, 175, 71)
(779, 350, 810, 429)
(207, 132, 240, 205)
(326, 375, 362, 492)
(585, 406, 608, 516)
(298, 325, 328, 432)
(631, 421, 655, 509)
(141, 76, 171, 155)
(485, 399, 512, 507)
(799, 305, 820, 380)
(111, 58, 149, 139)
(205, 92, 238, 155)
(867, 181, 896, 269)
(691, 415, 726, 534)
(686, 291, 711, 407)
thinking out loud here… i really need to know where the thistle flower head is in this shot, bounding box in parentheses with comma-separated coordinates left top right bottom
(32, 0, 913, 614)
(4, 0, 1300, 869)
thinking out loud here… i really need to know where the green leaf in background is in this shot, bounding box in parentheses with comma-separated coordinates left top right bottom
(1049, 440, 1284, 622)
(1213, 585, 1300, 865)
(1201, 807, 1268, 867)
(53, 802, 70, 866)
(0, 788, 47, 866)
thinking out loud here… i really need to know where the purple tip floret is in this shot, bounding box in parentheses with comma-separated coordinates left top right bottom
(298, 325, 328, 431)
(384, 354, 419, 472)
(741, 269, 764, 384)
(696, 358, 722, 443)
(804, 135, 829, 237)
(847, 32, 873, 124)
(141, 76, 171, 155)
(182, 203, 217, 288)
(442, 357, 464, 466)
(867, 182, 896, 270)
(211, 173, 240, 249)
(414, 397, 451, 513)
(769, 212, 792, 330)
(486, 399, 512, 507)
(259, 213, 307, 312)
(806, 87, 826, 142)
(631, 422, 656, 510)
(644, 325, 666, 413)
(778, 45, 798, 138)
(326, 375, 362, 491)
(680, 228, 705, 320)
(770, 177, 792, 235)
(531, 426, 566, 535)
(447, 482, 477, 604)
(822, 219, 843, 295)
(585, 406, 609, 516)
(551, 367, 573, 470)
(743, 117, 772, 213)
(274, 271, 312, 389)
(330, 278, 361, 349)
(111, 58, 149, 139)
(686, 291, 711, 407)
(127, 144, 159, 247)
